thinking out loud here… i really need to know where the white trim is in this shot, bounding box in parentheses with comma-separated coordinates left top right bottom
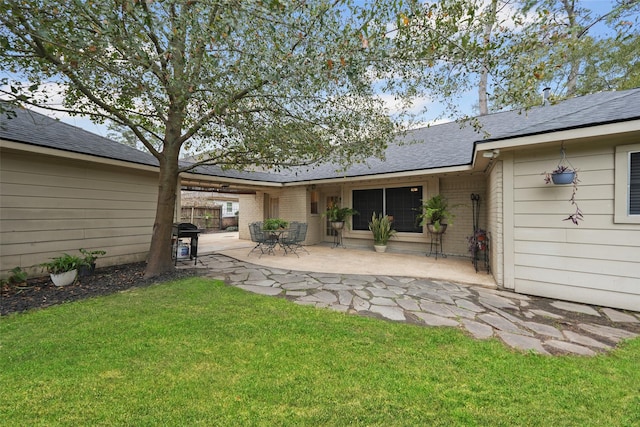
(614, 143, 640, 224)
(502, 152, 515, 289)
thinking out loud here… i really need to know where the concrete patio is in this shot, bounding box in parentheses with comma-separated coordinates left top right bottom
(196, 231, 496, 289)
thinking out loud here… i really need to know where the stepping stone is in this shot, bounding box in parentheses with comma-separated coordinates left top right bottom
(338, 290, 353, 306)
(322, 284, 354, 291)
(578, 323, 638, 342)
(271, 274, 314, 284)
(247, 270, 269, 281)
(544, 340, 596, 356)
(370, 305, 406, 321)
(522, 321, 563, 339)
(497, 331, 550, 355)
(412, 290, 455, 305)
(562, 331, 612, 350)
(370, 297, 397, 307)
(478, 293, 517, 309)
(368, 287, 398, 298)
(238, 285, 282, 296)
(601, 308, 639, 323)
(313, 275, 342, 284)
(341, 278, 369, 287)
(455, 299, 486, 313)
(352, 296, 370, 312)
(478, 313, 533, 336)
(229, 273, 250, 282)
(354, 289, 371, 300)
(244, 279, 276, 287)
(309, 291, 338, 305)
(461, 319, 494, 339)
(413, 312, 459, 327)
(529, 309, 564, 320)
(448, 305, 477, 319)
(550, 301, 600, 316)
(281, 282, 320, 291)
(396, 298, 421, 312)
(387, 286, 407, 295)
(286, 291, 307, 297)
(420, 302, 456, 318)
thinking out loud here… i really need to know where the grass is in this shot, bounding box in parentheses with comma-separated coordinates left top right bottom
(1, 278, 639, 426)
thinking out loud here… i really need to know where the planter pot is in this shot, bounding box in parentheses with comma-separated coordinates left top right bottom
(330, 221, 345, 231)
(78, 263, 96, 277)
(50, 270, 78, 287)
(551, 171, 575, 185)
(427, 223, 447, 234)
(373, 244, 387, 253)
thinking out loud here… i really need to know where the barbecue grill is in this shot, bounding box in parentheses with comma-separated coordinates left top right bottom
(171, 223, 204, 265)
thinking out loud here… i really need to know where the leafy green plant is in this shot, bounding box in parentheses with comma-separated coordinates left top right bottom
(40, 253, 85, 274)
(324, 205, 358, 224)
(1, 266, 28, 287)
(79, 248, 106, 265)
(416, 194, 455, 231)
(263, 218, 289, 231)
(368, 212, 397, 245)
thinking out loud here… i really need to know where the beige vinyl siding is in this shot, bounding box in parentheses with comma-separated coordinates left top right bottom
(0, 148, 158, 278)
(511, 138, 640, 311)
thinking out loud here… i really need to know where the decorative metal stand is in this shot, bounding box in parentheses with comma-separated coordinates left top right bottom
(427, 229, 446, 259)
(331, 221, 345, 248)
(470, 194, 490, 273)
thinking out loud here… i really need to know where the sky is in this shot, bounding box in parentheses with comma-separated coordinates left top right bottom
(1, 0, 631, 140)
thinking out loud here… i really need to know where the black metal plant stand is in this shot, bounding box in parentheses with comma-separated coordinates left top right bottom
(470, 194, 490, 273)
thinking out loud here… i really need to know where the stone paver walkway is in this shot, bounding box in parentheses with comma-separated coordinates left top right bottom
(192, 254, 639, 356)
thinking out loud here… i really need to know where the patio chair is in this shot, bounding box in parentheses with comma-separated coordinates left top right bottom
(248, 222, 276, 256)
(280, 222, 309, 257)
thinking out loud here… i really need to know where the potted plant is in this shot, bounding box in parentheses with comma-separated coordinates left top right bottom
(368, 212, 397, 253)
(543, 146, 583, 225)
(324, 204, 358, 230)
(416, 194, 454, 233)
(263, 218, 289, 231)
(467, 229, 488, 253)
(40, 253, 84, 286)
(79, 248, 106, 276)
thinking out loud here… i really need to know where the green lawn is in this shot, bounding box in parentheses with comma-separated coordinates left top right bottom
(1, 278, 638, 426)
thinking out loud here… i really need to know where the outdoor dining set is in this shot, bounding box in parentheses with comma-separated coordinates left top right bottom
(248, 221, 309, 257)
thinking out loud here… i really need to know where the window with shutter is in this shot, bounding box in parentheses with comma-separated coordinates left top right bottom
(614, 144, 640, 223)
(630, 152, 640, 215)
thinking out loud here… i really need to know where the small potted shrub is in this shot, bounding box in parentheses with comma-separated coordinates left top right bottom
(40, 253, 84, 286)
(416, 194, 454, 233)
(79, 248, 106, 276)
(368, 212, 397, 253)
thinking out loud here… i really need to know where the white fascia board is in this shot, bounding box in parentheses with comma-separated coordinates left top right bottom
(476, 120, 640, 152)
(280, 164, 474, 187)
(0, 139, 159, 173)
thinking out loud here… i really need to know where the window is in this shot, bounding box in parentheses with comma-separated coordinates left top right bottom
(226, 202, 233, 214)
(614, 144, 640, 223)
(310, 190, 319, 214)
(352, 186, 422, 233)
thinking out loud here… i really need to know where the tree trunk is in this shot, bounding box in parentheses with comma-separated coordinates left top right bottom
(478, 0, 498, 116)
(144, 154, 180, 278)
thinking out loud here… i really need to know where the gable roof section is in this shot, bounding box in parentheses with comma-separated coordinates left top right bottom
(2, 88, 639, 185)
(0, 104, 158, 167)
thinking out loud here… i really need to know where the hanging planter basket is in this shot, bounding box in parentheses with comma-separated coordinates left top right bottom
(551, 170, 576, 185)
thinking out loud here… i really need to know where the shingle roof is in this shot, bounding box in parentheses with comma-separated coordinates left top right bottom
(3, 88, 639, 184)
(0, 104, 158, 167)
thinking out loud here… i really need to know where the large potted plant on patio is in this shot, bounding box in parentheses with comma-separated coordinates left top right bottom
(324, 205, 358, 231)
(368, 212, 397, 253)
(416, 194, 454, 233)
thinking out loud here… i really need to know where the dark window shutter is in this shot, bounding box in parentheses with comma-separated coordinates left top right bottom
(630, 152, 640, 215)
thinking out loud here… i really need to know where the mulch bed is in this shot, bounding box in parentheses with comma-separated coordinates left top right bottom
(1, 262, 199, 316)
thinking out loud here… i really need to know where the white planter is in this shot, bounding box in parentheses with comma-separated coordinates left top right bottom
(50, 270, 78, 287)
(374, 245, 387, 253)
